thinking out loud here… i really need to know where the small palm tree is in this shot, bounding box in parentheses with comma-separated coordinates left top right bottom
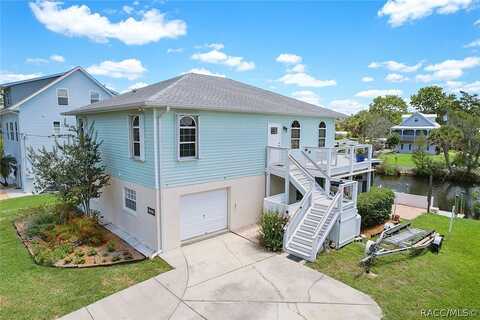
(0, 136, 17, 187)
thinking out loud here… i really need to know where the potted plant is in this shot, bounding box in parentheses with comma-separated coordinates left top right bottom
(356, 149, 366, 162)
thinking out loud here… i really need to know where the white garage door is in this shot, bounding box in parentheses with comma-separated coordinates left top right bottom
(180, 189, 228, 241)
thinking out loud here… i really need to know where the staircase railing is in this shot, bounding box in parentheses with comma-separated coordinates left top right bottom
(283, 184, 313, 251)
(309, 180, 358, 261)
(288, 153, 325, 193)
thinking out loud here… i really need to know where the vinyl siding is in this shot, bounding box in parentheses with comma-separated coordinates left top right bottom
(86, 110, 156, 189)
(160, 109, 335, 187)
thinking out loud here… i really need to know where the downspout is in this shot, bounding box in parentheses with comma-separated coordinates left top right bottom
(151, 107, 167, 259)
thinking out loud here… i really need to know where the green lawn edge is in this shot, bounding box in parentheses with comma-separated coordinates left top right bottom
(0, 195, 171, 320)
(308, 214, 480, 320)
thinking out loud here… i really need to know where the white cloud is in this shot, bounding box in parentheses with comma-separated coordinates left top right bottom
(86, 59, 146, 80)
(0, 71, 43, 83)
(289, 64, 306, 73)
(30, 0, 187, 45)
(475, 19, 480, 27)
(355, 89, 403, 98)
(445, 80, 480, 94)
(49, 54, 65, 62)
(417, 56, 480, 82)
(206, 43, 224, 50)
(276, 53, 302, 64)
(464, 39, 480, 48)
(26, 57, 49, 64)
(361, 76, 374, 82)
(167, 48, 183, 54)
(123, 5, 134, 14)
(133, 1, 140, 5)
(385, 73, 409, 82)
(329, 99, 366, 115)
(278, 72, 336, 88)
(127, 82, 148, 90)
(368, 60, 422, 72)
(184, 68, 225, 78)
(378, 0, 473, 27)
(291, 90, 321, 105)
(191, 48, 255, 71)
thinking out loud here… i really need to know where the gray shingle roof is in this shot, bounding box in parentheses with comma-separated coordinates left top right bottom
(64, 73, 345, 118)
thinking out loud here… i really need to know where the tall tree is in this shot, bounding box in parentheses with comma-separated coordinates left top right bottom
(29, 124, 110, 215)
(368, 95, 407, 124)
(410, 86, 456, 124)
(449, 93, 480, 175)
(429, 126, 462, 174)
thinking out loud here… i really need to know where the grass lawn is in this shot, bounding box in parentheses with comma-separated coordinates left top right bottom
(379, 152, 448, 169)
(0, 195, 171, 320)
(308, 214, 480, 320)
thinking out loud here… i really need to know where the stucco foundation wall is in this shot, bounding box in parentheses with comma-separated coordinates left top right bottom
(91, 176, 159, 251)
(162, 174, 265, 251)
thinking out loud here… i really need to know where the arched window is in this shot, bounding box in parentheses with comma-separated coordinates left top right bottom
(130, 115, 142, 158)
(291, 120, 301, 149)
(179, 115, 198, 159)
(318, 121, 326, 147)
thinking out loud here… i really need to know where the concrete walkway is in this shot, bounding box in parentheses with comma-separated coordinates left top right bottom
(61, 233, 382, 320)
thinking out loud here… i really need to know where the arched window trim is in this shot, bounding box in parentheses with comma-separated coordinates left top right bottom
(318, 121, 326, 147)
(290, 120, 301, 149)
(177, 114, 199, 160)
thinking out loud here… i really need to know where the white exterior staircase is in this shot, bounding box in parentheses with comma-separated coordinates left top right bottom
(283, 153, 357, 261)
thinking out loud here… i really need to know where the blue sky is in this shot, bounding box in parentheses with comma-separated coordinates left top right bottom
(1, 0, 479, 114)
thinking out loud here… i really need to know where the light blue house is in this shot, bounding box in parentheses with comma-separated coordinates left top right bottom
(0, 67, 115, 192)
(391, 112, 440, 154)
(66, 73, 374, 261)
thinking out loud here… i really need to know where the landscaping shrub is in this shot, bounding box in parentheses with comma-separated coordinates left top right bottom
(106, 240, 116, 252)
(258, 212, 288, 252)
(357, 187, 395, 229)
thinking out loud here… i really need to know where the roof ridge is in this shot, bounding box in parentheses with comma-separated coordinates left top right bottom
(146, 73, 189, 102)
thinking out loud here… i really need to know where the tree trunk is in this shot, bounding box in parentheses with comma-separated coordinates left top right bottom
(443, 146, 452, 174)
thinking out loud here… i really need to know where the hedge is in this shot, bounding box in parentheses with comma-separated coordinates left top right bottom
(357, 187, 395, 228)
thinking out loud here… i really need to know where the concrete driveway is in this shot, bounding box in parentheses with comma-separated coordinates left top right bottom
(61, 233, 382, 320)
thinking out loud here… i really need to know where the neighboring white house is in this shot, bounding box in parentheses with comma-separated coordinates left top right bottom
(390, 112, 440, 154)
(65, 73, 375, 261)
(0, 67, 115, 192)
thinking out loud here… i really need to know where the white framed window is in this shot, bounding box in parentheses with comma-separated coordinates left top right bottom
(14, 121, 18, 141)
(318, 121, 326, 147)
(291, 120, 301, 149)
(177, 115, 198, 160)
(53, 121, 61, 135)
(123, 187, 137, 213)
(57, 88, 69, 105)
(9, 122, 14, 141)
(90, 91, 100, 104)
(129, 114, 144, 160)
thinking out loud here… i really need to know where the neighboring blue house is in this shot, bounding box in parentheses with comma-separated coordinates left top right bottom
(0, 67, 115, 192)
(65, 73, 374, 261)
(391, 112, 440, 154)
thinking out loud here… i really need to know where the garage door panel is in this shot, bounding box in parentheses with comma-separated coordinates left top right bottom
(180, 189, 228, 240)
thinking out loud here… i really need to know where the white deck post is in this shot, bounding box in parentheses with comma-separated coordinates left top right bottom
(266, 172, 271, 197)
(284, 149, 290, 205)
(349, 146, 354, 175)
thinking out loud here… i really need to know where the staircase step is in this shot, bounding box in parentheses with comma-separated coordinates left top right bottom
(297, 230, 315, 239)
(303, 218, 319, 227)
(306, 213, 324, 222)
(300, 225, 315, 233)
(288, 241, 313, 254)
(292, 235, 314, 246)
(285, 247, 310, 261)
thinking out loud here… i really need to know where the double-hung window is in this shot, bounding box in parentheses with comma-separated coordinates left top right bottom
(90, 91, 100, 104)
(318, 121, 326, 147)
(178, 115, 198, 159)
(9, 122, 14, 141)
(14, 121, 18, 141)
(124, 187, 137, 212)
(291, 120, 301, 149)
(53, 121, 61, 135)
(57, 88, 69, 105)
(129, 115, 144, 160)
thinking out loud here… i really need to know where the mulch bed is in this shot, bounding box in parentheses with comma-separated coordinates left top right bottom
(14, 218, 145, 268)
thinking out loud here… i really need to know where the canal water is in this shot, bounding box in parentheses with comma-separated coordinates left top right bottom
(373, 174, 480, 219)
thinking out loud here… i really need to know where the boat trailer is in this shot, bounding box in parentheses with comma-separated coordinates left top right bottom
(360, 222, 444, 272)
